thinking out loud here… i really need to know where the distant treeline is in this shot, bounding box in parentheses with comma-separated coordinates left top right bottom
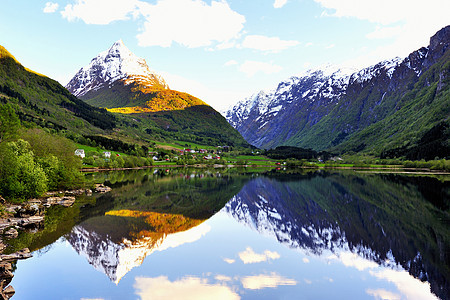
(83, 135, 149, 156)
(265, 146, 332, 160)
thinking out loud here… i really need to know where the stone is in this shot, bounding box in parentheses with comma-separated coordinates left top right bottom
(64, 189, 86, 196)
(15, 203, 41, 218)
(3, 229, 17, 239)
(0, 248, 32, 261)
(0, 197, 4, 205)
(44, 196, 75, 207)
(94, 184, 112, 193)
(0, 263, 12, 272)
(3, 285, 14, 298)
(0, 269, 13, 288)
(3, 206, 19, 215)
(1, 216, 44, 230)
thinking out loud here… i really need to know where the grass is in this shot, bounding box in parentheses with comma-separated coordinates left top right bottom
(153, 161, 177, 165)
(235, 155, 271, 161)
(155, 140, 219, 151)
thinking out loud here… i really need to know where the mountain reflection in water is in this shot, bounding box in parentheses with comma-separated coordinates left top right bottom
(224, 172, 449, 299)
(10, 169, 448, 299)
(67, 169, 250, 284)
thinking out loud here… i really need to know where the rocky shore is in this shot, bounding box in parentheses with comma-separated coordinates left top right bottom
(0, 184, 111, 299)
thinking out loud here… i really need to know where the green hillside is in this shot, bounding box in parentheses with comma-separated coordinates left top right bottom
(0, 44, 249, 149)
(0, 45, 117, 133)
(283, 44, 449, 159)
(336, 55, 450, 158)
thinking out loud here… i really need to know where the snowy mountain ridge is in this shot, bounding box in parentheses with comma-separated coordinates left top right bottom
(66, 40, 168, 98)
(223, 25, 450, 151)
(225, 58, 401, 134)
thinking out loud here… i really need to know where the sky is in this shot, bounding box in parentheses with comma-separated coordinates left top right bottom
(0, 0, 449, 111)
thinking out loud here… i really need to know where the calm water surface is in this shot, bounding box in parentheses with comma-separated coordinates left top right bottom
(7, 169, 449, 299)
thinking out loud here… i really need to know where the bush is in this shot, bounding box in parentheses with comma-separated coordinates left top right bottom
(0, 139, 48, 201)
(21, 129, 83, 189)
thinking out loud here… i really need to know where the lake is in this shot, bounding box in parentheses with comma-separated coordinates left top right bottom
(6, 168, 449, 299)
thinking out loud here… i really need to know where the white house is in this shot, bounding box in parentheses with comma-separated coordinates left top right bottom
(103, 151, 111, 158)
(75, 149, 85, 158)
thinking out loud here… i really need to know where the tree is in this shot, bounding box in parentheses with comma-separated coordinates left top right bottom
(0, 139, 48, 201)
(0, 103, 20, 142)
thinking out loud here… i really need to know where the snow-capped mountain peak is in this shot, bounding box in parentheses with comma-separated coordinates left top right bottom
(66, 40, 168, 98)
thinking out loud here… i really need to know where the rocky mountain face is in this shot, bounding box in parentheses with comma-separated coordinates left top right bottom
(225, 26, 450, 155)
(66, 40, 168, 101)
(225, 67, 355, 149)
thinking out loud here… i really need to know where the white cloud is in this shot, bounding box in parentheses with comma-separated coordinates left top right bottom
(325, 44, 335, 49)
(315, 0, 450, 68)
(333, 252, 378, 271)
(369, 269, 439, 300)
(61, 0, 245, 49)
(241, 273, 296, 290)
(304, 279, 312, 284)
(224, 60, 238, 67)
(216, 40, 237, 50)
(223, 258, 236, 264)
(43, 2, 59, 13)
(273, 0, 288, 9)
(366, 288, 401, 300)
(61, 0, 141, 25)
(366, 25, 404, 40)
(134, 276, 240, 300)
(241, 35, 299, 52)
(215, 275, 232, 282)
(314, 0, 449, 25)
(137, 0, 245, 48)
(239, 61, 282, 77)
(302, 257, 310, 263)
(238, 247, 280, 264)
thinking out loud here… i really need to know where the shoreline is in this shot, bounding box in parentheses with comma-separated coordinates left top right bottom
(0, 184, 112, 299)
(81, 165, 450, 175)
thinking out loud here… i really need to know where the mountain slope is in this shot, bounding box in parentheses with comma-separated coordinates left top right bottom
(225, 67, 354, 149)
(67, 41, 249, 148)
(225, 26, 450, 157)
(0, 45, 117, 133)
(66, 40, 206, 112)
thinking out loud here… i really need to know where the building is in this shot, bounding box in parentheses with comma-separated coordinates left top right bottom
(75, 149, 85, 158)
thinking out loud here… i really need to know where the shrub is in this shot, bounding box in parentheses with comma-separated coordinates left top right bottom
(0, 139, 48, 201)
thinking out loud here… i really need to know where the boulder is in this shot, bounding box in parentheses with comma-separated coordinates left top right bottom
(0, 248, 31, 261)
(44, 196, 75, 207)
(14, 203, 41, 218)
(94, 184, 112, 193)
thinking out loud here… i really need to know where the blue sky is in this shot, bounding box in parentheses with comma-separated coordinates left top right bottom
(0, 0, 448, 110)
